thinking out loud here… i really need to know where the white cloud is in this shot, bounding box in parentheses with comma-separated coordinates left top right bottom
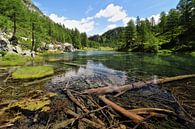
(148, 14, 160, 24)
(95, 4, 128, 22)
(49, 14, 95, 33)
(106, 24, 117, 30)
(48, 3, 161, 35)
(122, 17, 136, 26)
(85, 6, 93, 15)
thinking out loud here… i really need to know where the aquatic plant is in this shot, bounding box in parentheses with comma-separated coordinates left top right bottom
(12, 66, 54, 79)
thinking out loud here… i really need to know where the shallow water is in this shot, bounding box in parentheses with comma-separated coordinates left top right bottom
(49, 51, 195, 85)
(1, 51, 195, 98)
(1, 51, 195, 128)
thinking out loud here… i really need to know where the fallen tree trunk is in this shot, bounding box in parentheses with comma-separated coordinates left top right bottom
(98, 95, 144, 124)
(83, 74, 195, 95)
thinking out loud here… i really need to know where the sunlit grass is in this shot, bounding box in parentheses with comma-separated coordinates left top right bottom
(80, 47, 114, 51)
(12, 66, 54, 79)
(0, 54, 27, 66)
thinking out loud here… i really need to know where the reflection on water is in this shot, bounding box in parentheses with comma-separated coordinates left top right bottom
(47, 51, 195, 89)
(51, 60, 128, 86)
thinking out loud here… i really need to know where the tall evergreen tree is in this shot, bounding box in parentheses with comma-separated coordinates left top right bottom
(166, 9, 180, 40)
(120, 20, 136, 51)
(159, 12, 167, 33)
(72, 29, 81, 49)
(177, 0, 193, 27)
(81, 33, 88, 48)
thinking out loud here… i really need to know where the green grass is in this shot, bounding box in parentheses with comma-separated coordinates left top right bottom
(80, 47, 114, 51)
(0, 54, 28, 66)
(27, 56, 44, 63)
(12, 66, 54, 79)
(190, 51, 195, 57)
(158, 50, 172, 56)
(38, 51, 66, 56)
(99, 47, 114, 51)
(0, 50, 7, 56)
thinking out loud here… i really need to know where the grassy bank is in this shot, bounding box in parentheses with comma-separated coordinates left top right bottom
(78, 47, 114, 51)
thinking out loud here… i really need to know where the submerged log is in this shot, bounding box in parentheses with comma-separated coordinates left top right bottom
(83, 74, 195, 95)
(64, 62, 86, 68)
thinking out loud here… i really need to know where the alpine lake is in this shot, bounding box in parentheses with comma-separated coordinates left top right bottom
(0, 51, 195, 129)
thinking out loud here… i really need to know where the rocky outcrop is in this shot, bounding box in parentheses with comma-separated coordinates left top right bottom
(63, 43, 74, 52)
(42, 43, 74, 52)
(0, 40, 7, 51)
(0, 32, 35, 57)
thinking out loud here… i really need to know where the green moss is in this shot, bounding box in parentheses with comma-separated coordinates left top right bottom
(10, 90, 57, 111)
(39, 51, 66, 56)
(0, 54, 27, 66)
(12, 66, 54, 79)
(27, 56, 44, 63)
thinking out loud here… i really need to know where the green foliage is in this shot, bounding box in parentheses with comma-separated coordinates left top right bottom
(159, 12, 167, 33)
(0, 50, 7, 56)
(0, 0, 85, 50)
(12, 66, 54, 79)
(119, 20, 136, 51)
(81, 32, 88, 48)
(89, 0, 195, 53)
(0, 54, 27, 66)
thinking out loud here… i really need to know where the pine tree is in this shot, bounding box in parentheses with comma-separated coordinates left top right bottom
(177, 0, 193, 27)
(166, 9, 180, 40)
(159, 12, 167, 33)
(81, 33, 88, 48)
(72, 29, 81, 49)
(120, 20, 136, 51)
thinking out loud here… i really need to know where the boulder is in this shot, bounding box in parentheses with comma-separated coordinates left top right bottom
(22, 50, 35, 57)
(0, 34, 10, 44)
(47, 44, 55, 51)
(63, 43, 74, 52)
(0, 40, 7, 51)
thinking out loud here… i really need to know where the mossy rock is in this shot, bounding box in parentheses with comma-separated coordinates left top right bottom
(12, 66, 54, 79)
(0, 54, 27, 66)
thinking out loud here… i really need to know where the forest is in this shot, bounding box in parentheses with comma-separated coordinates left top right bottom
(90, 0, 195, 53)
(0, 0, 195, 53)
(0, 0, 89, 50)
(0, 0, 195, 129)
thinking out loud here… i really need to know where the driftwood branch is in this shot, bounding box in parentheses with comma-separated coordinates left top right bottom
(66, 90, 105, 126)
(98, 95, 144, 123)
(63, 107, 103, 128)
(83, 74, 195, 95)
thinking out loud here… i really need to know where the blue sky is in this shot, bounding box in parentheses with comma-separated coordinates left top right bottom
(32, 0, 179, 35)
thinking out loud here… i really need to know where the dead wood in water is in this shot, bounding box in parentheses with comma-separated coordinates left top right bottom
(83, 74, 195, 95)
(63, 107, 104, 128)
(98, 95, 144, 123)
(66, 90, 105, 126)
(64, 62, 86, 68)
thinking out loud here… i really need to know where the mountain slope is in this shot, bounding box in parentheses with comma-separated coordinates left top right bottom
(0, 0, 84, 50)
